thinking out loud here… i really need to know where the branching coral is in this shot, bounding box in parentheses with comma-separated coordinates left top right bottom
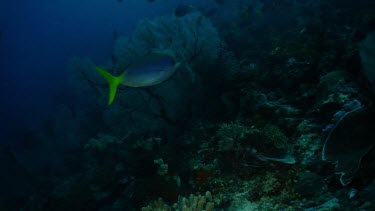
(216, 122, 251, 151)
(142, 192, 214, 211)
(141, 198, 170, 211)
(173, 192, 214, 211)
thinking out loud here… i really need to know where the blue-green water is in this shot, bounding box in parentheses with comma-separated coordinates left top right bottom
(1, 0, 375, 210)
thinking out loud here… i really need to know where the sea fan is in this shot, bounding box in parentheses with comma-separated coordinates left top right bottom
(113, 12, 221, 72)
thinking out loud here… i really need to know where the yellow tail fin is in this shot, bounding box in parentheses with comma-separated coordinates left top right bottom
(95, 66, 126, 105)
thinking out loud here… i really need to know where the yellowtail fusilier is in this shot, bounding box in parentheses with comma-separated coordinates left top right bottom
(96, 49, 181, 105)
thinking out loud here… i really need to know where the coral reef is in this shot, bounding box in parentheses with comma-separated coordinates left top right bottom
(12, 1, 375, 210)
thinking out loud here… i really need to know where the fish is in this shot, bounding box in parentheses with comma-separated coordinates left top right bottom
(96, 50, 181, 105)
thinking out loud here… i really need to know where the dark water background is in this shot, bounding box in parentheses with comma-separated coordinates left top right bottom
(1, 0, 375, 210)
(0, 0, 182, 146)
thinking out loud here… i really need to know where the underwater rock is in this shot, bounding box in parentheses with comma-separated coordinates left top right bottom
(295, 171, 325, 198)
(214, 121, 295, 176)
(215, 122, 291, 155)
(305, 198, 340, 211)
(216, 122, 251, 151)
(316, 71, 359, 108)
(295, 133, 322, 165)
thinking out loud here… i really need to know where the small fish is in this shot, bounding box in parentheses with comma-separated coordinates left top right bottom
(96, 50, 181, 105)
